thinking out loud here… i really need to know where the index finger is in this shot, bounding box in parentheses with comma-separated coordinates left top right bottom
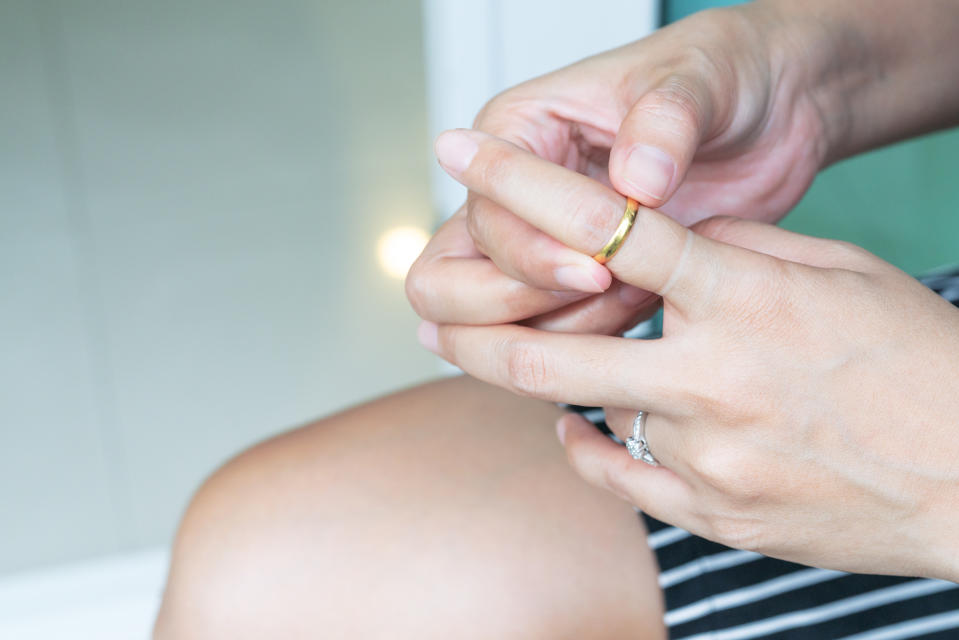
(434, 128, 764, 315)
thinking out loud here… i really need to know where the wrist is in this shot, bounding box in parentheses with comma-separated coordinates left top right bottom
(708, 2, 839, 170)
(733, 1, 865, 167)
(752, 0, 959, 164)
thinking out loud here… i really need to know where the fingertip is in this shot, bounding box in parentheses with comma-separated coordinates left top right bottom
(434, 129, 479, 176)
(591, 262, 614, 291)
(563, 412, 617, 457)
(553, 262, 611, 293)
(618, 144, 677, 204)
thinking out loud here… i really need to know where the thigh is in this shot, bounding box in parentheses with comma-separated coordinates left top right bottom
(154, 375, 666, 639)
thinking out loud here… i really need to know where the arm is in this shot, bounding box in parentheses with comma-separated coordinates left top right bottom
(409, 1, 959, 341)
(758, 0, 959, 163)
(426, 128, 959, 581)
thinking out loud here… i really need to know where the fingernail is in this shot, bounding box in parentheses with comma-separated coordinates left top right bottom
(624, 144, 675, 201)
(554, 264, 609, 293)
(434, 129, 479, 176)
(556, 416, 568, 446)
(416, 320, 439, 353)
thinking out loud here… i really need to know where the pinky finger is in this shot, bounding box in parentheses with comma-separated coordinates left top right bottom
(525, 280, 659, 335)
(557, 413, 698, 531)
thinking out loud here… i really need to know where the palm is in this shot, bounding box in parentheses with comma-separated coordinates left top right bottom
(451, 13, 831, 334)
(661, 98, 824, 227)
(478, 62, 826, 333)
(514, 94, 822, 230)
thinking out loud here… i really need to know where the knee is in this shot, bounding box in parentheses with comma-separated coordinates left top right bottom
(154, 392, 417, 639)
(153, 377, 661, 639)
(153, 436, 305, 639)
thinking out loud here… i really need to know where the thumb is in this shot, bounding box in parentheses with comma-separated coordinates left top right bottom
(609, 74, 714, 207)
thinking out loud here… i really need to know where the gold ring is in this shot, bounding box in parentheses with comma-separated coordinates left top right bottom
(592, 197, 639, 264)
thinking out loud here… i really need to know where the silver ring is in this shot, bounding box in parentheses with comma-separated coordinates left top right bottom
(625, 411, 658, 466)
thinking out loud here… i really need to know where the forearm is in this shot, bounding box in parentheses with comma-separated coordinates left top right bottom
(755, 0, 959, 164)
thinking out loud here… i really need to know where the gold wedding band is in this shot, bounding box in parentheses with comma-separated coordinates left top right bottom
(592, 197, 639, 264)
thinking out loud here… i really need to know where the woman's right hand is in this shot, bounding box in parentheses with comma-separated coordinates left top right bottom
(407, 2, 837, 334)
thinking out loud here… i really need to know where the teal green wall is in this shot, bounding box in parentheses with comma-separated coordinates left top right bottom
(667, 0, 959, 274)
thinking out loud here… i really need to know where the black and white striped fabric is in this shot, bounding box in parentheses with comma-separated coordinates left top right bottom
(641, 514, 959, 639)
(569, 266, 959, 639)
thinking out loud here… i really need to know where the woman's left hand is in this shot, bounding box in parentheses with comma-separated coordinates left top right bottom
(420, 128, 959, 580)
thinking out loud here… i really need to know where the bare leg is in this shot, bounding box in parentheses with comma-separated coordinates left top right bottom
(154, 376, 666, 639)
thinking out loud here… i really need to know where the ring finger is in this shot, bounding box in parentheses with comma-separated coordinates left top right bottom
(466, 194, 612, 293)
(407, 208, 592, 324)
(603, 406, 685, 473)
(434, 128, 764, 318)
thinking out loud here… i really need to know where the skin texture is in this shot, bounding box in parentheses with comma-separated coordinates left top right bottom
(407, 0, 959, 335)
(156, 4, 959, 634)
(407, 4, 827, 334)
(420, 129, 959, 581)
(406, 0, 959, 581)
(154, 376, 666, 639)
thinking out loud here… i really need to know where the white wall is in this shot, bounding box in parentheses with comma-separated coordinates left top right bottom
(0, 0, 438, 574)
(1, 0, 661, 577)
(422, 0, 659, 218)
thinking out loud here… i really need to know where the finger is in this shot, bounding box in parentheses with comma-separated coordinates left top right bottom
(468, 84, 618, 295)
(602, 406, 686, 475)
(601, 406, 640, 442)
(418, 321, 684, 414)
(691, 216, 881, 272)
(466, 194, 612, 293)
(408, 257, 589, 324)
(409, 205, 481, 261)
(524, 281, 659, 335)
(407, 210, 590, 324)
(608, 73, 716, 207)
(434, 128, 768, 314)
(558, 413, 698, 530)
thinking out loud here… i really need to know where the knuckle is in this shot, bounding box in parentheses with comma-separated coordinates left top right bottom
(509, 238, 542, 281)
(826, 240, 876, 269)
(502, 338, 553, 398)
(706, 512, 766, 552)
(563, 186, 621, 251)
(499, 278, 536, 314)
(690, 442, 763, 501)
(676, 384, 724, 423)
(475, 142, 515, 188)
(638, 75, 707, 134)
(726, 258, 796, 331)
(473, 91, 515, 130)
(465, 199, 488, 249)
(404, 260, 431, 317)
(691, 215, 743, 243)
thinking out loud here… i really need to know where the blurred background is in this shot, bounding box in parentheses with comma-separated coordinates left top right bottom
(1, 0, 956, 637)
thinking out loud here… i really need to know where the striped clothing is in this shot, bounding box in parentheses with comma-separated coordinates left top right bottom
(569, 266, 959, 638)
(643, 515, 958, 639)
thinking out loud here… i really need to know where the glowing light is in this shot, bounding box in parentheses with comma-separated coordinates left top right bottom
(377, 226, 430, 279)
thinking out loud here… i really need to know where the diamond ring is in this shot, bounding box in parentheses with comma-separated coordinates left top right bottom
(625, 410, 658, 466)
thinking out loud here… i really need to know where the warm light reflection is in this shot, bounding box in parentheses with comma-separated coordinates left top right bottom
(377, 226, 430, 279)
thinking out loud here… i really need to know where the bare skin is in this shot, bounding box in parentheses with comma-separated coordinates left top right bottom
(154, 375, 667, 639)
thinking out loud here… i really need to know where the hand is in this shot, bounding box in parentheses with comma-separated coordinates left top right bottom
(407, 3, 832, 334)
(418, 129, 959, 580)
